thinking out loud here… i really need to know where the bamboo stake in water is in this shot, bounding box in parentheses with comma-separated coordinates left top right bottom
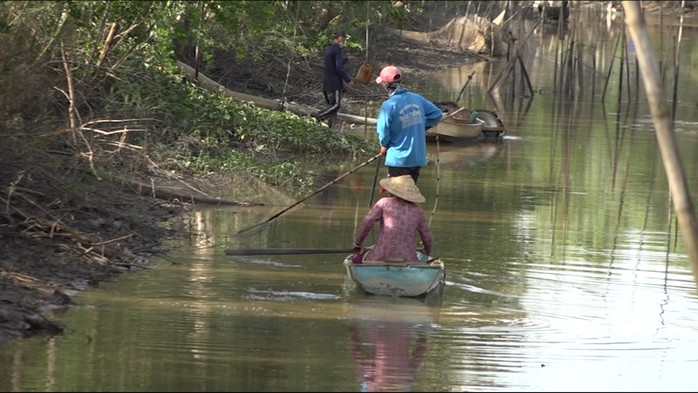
(622, 1, 698, 286)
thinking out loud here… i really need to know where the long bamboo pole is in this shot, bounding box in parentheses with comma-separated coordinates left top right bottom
(225, 248, 354, 256)
(231, 153, 383, 238)
(622, 1, 698, 286)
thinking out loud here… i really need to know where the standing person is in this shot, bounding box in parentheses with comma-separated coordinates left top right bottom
(375, 65, 443, 183)
(352, 175, 432, 264)
(316, 30, 353, 127)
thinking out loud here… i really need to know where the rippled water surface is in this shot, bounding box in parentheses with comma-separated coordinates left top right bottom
(3, 7, 698, 392)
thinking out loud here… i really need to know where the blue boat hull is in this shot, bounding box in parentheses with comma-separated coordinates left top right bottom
(343, 252, 446, 297)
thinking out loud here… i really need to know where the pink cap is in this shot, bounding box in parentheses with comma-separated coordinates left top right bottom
(375, 66, 402, 84)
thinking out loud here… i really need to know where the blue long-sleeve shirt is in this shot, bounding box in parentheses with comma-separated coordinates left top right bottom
(376, 88, 443, 168)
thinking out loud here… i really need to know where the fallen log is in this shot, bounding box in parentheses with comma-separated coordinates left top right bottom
(176, 61, 377, 126)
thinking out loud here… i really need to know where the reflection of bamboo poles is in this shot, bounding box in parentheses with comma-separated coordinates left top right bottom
(639, 136, 660, 258)
(623, 1, 698, 286)
(617, 26, 626, 109)
(500, 1, 685, 112)
(602, 35, 620, 102)
(500, 4, 685, 110)
(659, 2, 666, 79)
(555, 1, 566, 96)
(625, 30, 632, 102)
(608, 115, 635, 275)
(590, 43, 596, 106)
(572, 21, 584, 99)
(569, 4, 581, 97)
(610, 107, 623, 192)
(564, 32, 575, 97)
(633, 47, 641, 103)
(561, 101, 574, 249)
(553, 31, 564, 96)
(671, 0, 685, 123)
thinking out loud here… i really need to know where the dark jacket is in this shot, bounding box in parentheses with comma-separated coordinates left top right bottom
(323, 43, 352, 91)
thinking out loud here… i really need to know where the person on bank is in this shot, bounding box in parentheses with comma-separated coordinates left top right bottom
(352, 175, 432, 264)
(316, 30, 353, 127)
(375, 65, 443, 184)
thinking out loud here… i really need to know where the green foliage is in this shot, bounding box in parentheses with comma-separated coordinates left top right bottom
(99, 60, 372, 192)
(115, 63, 372, 153)
(159, 138, 318, 194)
(1, 0, 393, 194)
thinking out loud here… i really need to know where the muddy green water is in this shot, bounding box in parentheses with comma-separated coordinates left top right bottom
(2, 7, 698, 392)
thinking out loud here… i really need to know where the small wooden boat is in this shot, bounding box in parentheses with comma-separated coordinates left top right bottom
(477, 109, 507, 139)
(428, 102, 506, 143)
(343, 251, 446, 298)
(428, 115, 483, 142)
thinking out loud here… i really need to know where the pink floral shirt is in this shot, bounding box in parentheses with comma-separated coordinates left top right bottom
(354, 196, 432, 262)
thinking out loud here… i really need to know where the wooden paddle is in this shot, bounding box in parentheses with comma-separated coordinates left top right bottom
(231, 153, 383, 237)
(225, 248, 354, 256)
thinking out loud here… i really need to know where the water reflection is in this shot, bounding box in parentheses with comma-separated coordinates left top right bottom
(346, 297, 441, 392)
(428, 141, 504, 168)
